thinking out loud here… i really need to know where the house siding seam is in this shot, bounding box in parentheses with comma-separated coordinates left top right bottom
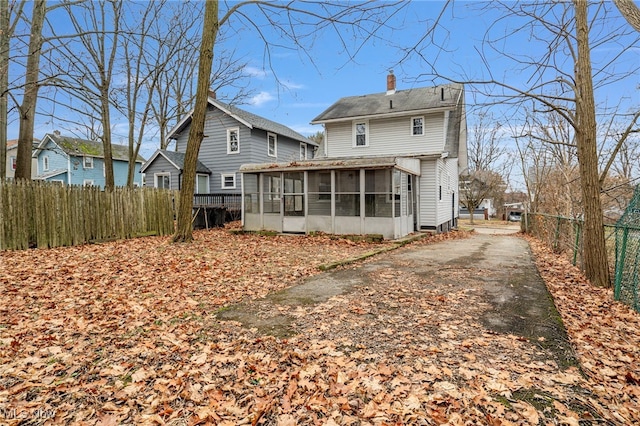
(326, 113, 444, 158)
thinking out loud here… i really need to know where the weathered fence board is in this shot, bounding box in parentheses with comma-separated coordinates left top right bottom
(0, 180, 176, 250)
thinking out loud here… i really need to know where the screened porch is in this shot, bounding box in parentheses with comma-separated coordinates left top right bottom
(240, 157, 420, 239)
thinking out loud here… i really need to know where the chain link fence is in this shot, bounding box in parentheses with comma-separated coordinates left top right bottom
(524, 191, 640, 313)
(613, 187, 640, 312)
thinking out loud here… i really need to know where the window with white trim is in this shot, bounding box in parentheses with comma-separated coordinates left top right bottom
(43, 156, 49, 171)
(83, 156, 94, 169)
(155, 173, 171, 189)
(300, 143, 307, 160)
(83, 179, 94, 186)
(10, 156, 16, 170)
(221, 173, 236, 189)
(411, 116, 424, 136)
(267, 132, 277, 157)
(227, 128, 239, 154)
(353, 121, 368, 147)
(196, 174, 209, 193)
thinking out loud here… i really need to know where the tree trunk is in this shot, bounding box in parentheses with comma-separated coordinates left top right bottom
(101, 95, 114, 190)
(172, 0, 218, 243)
(614, 0, 640, 32)
(574, 0, 610, 287)
(15, 0, 46, 180)
(0, 0, 8, 180)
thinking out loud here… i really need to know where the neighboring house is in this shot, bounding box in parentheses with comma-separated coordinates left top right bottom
(5, 139, 39, 179)
(32, 132, 145, 188)
(240, 72, 468, 239)
(459, 198, 496, 220)
(140, 150, 212, 191)
(141, 93, 318, 197)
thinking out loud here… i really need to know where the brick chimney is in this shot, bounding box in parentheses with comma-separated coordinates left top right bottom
(208, 90, 217, 99)
(386, 70, 396, 95)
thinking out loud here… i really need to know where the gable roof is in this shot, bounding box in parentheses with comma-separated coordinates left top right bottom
(7, 138, 43, 151)
(311, 83, 464, 123)
(140, 149, 212, 174)
(168, 96, 318, 146)
(34, 133, 146, 163)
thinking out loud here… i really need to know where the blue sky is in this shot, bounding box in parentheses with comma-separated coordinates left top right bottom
(9, 0, 640, 189)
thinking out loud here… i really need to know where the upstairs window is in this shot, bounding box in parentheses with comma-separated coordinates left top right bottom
(43, 156, 49, 171)
(227, 128, 239, 154)
(412, 117, 424, 136)
(84, 156, 94, 169)
(354, 121, 368, 147)
(267, 133, 277, 157)
(300, 143, 307, 160)
(10, 156, 16, 170)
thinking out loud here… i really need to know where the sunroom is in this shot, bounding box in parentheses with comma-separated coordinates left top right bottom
(239, 157, 421, 240)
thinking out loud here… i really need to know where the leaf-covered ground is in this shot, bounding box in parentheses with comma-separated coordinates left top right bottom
(0, 228, 638, 425)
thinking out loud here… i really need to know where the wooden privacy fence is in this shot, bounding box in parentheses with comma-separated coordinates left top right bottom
(0, 180, 177, 250)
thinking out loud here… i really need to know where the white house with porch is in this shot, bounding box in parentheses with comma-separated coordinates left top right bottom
(240, 72, 468, 239)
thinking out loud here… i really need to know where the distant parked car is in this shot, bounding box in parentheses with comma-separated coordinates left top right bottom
(508, 211, 522, 222)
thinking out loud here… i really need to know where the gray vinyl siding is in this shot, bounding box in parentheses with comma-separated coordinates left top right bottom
(326, 113, 445, 158)
(174, 106, 314, 192)
(419, 159, 437, 228)
(436, 158, 459, 225)
(142, 156, 180, 190)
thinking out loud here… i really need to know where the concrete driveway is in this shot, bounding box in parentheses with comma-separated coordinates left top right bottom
(218, 230, 576, 369)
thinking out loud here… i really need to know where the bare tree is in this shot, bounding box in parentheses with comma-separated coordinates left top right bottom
(14, 0, 46, 180)
(117, 0, 183, 187)
(47, 0, 123, 190)
(411, 1, 639, 287)
(459, 110, 509, 223)
(173, 0, 407, 242)
(0, 0, 27, 179)
(172, 0, 218, 243)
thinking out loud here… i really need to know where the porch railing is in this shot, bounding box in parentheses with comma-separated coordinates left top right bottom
(193, 193, 241, 211)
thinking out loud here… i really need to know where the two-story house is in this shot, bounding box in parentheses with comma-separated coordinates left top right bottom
(5, 139, 39, 179)
(32, 132, 145, 188)
(240, 72, 468, 239)
(141, 93, 318, 213)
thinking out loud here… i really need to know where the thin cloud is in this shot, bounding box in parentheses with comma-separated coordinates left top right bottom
(244, 66, 268, 79)
(282, 80, 305, 90)
(249, 91, 275, 107)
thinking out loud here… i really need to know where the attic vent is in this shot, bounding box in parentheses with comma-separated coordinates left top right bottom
(440, 87, 444, 101)
(390, 100, 393, 109)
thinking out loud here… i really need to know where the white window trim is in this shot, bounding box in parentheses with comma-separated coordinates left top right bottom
(84, 156, 94, 169)
(83, 179, 94, 186)
(221, 173, 236, 189)
(353, 121, 369, 147)
(196, 173, 210, 193)
(411, 116, 425, 136)
(227, 127, 240, 154)
(154, 172, 171, 189)
(43, 156, 49, 172)
(300, 143, 307, 160)
(10, 156, 16, 170)
(267, 132, 277, 158)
